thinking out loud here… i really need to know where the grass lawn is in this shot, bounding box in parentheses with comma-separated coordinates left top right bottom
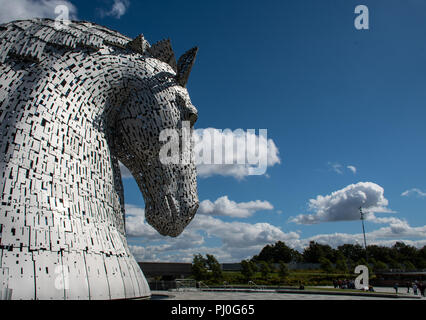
(205, 270, 362, 287)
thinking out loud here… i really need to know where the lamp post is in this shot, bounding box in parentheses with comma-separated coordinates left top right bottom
(359, 207, 368, 264)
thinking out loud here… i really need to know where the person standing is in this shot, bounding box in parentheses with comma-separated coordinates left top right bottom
(413, 282, 418, 295)
(418, 282, 425, 297)
(393, 283, 399, 294)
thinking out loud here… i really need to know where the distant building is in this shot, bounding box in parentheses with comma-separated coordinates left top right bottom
(138, 262, 192, 281)
(221, 263, 242, 271)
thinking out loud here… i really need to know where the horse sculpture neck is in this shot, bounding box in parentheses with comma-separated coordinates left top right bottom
(2, 49, 152, 234)
(0, 21, 157, 300)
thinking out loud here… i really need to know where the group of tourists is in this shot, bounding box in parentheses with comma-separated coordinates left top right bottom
(333, 279, 356, 289)
(406, 281, 425, 296)
(393, 281, 426, 296)
(333, 279, 375, 292)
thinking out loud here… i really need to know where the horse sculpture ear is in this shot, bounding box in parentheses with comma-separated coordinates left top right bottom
(147, 39, 177, 72)
(138, 37, 198, 87)
(176, 47, 198, 87)
(127, 34, 149, 54)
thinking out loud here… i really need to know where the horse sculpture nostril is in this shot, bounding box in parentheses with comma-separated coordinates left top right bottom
(189, 112, 198, 127)
(190, 201, 199, 217)
(166, 194, 179, 220)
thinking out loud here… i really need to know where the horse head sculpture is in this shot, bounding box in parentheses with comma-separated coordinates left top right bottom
(110, 40, 199, 237)
(0, 19, 199, 300)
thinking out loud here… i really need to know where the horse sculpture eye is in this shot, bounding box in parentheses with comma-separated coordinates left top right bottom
(175, 93, 198, 126)
(175, 93, 187, 108)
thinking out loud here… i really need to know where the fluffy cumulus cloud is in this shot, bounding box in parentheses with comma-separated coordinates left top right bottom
(125, 200, 426, 262)
(125, 204, 162, 239)
(290, 182, 392, 225)
(401, 188, 426, 198)
(99, 0, 129, 19)
(190, 215, 299, 249)
(293, 219, 426, 251)
(368, 218, 426, 239)
(124, 182, 426, 262)
(119, 128, 281, 181)
(0, 0, 77, 24)
(194, 128, 281, 180)
(198, 196, 273, 218)
(125, 201, 300, 262)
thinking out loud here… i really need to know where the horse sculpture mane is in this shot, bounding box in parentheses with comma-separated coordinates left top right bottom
(0, 18, 199, 300)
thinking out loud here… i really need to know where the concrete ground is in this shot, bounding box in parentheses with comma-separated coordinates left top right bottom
(151, 286, 425, 300)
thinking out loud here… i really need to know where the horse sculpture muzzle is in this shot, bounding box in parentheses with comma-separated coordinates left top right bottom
(142, 161, 199, 237)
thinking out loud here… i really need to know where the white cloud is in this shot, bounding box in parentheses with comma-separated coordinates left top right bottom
(401, 188, 426, 198)
(125, 204, 162, 239)
(194, 128, 281, 180)
(367, 218, 426, 239)
(189, 215, 299, 249)
(328, 162, 343, 174)
(119, 161, 133, 179)
(347, 165, 357, 174)
(198, 196, 273, 218)
(327, 162, 357, 175)
(126, 200, 426, 262)
(129, 217, 426, 262)
(129, 244, 227, 263)
(99, 0, 129, 19)
(295, 218, 426, 250)
(290, 182, 392, 225)
(0, 0, 77, 24)
(126, 202, 294, 250)
(118, 128, 281, 181)
(125, 187, 426, 262)
(125, 202, 299, 262)
(292, 231, 426, 252)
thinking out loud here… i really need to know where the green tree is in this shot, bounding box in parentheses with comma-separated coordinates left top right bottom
(206, 254, 223, 281)
(303, 241, 336, 263)
(259, 261, 271, 279)
(392, 242, 418, 262)
(373, 260, 388, 272)
(367, 245, 392, 264)
(319, 257, 334, 273)
(403, 261, 416, 271)
(417, 246, 426, 269)
(388, 259, 402, 270)
(191, 254, 208, 280)
(337, 244, 365, 263)
(240, 260, 256, 281)
(335, 258, 349, 273)
(278, 261, 290, 280)
(253, 241, 301, 263)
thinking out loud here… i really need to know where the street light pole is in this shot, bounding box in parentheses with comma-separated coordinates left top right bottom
(359, 207, 368, 264)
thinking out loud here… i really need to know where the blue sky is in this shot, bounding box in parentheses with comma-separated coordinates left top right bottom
(3, 0, 426, 262)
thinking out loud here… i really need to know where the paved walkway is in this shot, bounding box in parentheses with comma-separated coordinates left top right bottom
(151, 287, 425, 300)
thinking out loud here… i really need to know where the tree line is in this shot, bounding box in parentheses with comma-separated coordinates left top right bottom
(250, 241, 426, 272)
(191, 241, 426, 282)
